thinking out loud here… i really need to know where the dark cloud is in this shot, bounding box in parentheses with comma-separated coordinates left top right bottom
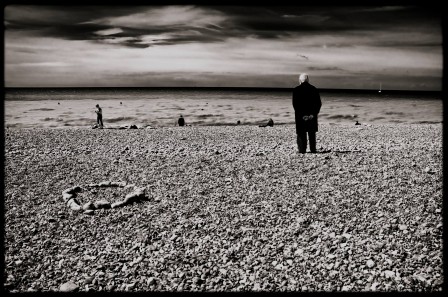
(4, 5, 441, 49)
(211, 5, 440, 40)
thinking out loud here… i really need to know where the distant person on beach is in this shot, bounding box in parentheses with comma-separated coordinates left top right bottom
(178, 115, 185, 126)
(292, 73, 322, 153)
(95, 104, 103, 128)
(259, 118, 274, 127)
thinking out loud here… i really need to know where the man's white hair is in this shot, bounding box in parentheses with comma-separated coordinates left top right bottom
(299, 73, 309, 84)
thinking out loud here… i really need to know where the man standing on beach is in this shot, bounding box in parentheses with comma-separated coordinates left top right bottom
(292, 73, 322, 153)
(178, 115, 185, 126)
(95, 104, 103, 128)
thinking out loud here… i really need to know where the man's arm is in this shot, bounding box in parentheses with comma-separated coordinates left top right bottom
(316, 92, 322, 114)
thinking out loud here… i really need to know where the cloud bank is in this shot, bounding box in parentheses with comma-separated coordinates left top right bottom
(4, 5, 442, 90)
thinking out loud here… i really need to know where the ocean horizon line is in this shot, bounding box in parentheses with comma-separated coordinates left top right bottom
(4, 86, 442, 96)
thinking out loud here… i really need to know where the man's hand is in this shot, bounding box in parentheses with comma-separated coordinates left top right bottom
(303, 115, 314, 121)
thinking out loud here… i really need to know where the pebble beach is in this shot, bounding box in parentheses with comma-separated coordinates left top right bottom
(4, 123, 443, 292)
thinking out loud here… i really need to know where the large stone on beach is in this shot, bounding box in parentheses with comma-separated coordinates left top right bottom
(110, 181, 127, 187)
(111, 201, 126, 208)
(124, 187, 147, 204)
(98, 181, 111, 187)
(83, 202, 95, 210)
(366, 259, 375, 268)
(124, 195, 139, 204)
(94, 200, 111, 209)
(62, 192, 74, 202)
(60, 281, 79, 292)
(67, 198, 81, 211)
(68, 202, 81, 211)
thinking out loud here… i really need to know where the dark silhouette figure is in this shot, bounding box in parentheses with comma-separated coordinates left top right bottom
(355, 121, 361, 125)
(259, 118, 274, 127)
(120, 102, 122, 105)
(178, 115, 185, 126)
(95, 104, 103, 128)
(237, 120, 241, 125)
(292, 73, 322, 153)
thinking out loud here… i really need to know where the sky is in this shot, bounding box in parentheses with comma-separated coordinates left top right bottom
(4, 5, 443, 90)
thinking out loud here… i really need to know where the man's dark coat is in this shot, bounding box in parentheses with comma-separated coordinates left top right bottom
(292, 82, 322, 133)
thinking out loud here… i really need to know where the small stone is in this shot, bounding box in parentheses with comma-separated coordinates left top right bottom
(62, 192, 74, 202)
(413, 274, 428, 284)
(94, 200, 111, 209)
(294, 249, 304, 256)
(84, 277, 94, 285)
(124, 194, 139, 204)
(366, 260, 375, 268)
(66, 198, 79, 207)
(83, 202, 95, 210)
(370, 282, 380, 291)
(398, 224, 407, 231)
(253, 283, 261, 290)
(67, 199, 82, 211)
(342, 233, 351, 239)
(133, 256, 143, 264)
(98, 181, 111, 187)
(60, 281, 79, 292)
(126, 282, 136, 289)
(384, 270, 395, 279)
(111, 201, 126, 208)
(147, 277, 156, 285)
(84, 210, 94, 215)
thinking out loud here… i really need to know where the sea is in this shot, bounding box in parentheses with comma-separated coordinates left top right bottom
(4, 88, 443, 129)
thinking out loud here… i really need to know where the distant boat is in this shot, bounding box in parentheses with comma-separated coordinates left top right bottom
(378, 83, 382, 93)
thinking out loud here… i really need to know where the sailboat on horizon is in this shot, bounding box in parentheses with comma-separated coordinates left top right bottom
(378, 83, 382, 93)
